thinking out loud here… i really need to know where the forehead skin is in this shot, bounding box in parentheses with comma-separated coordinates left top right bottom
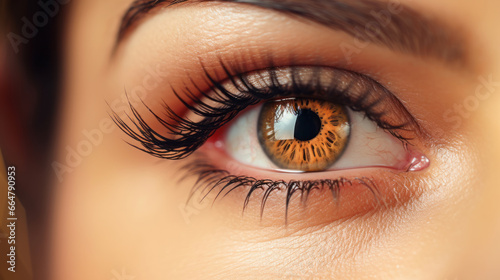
(50, 0, 500, 279)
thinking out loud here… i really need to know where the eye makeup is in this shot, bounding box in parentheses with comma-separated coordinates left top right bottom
(111, 58, 429, 222)
(111, 61, 421, 159)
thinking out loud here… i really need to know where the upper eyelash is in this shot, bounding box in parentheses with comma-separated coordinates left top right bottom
(110, 60, 419, 161)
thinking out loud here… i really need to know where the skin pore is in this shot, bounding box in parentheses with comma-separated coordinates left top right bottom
(48, 0, 500, 279)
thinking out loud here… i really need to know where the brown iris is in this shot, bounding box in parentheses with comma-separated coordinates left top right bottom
(258, 98, 350, 171)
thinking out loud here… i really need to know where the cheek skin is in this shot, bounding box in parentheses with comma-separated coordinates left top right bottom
(170, 139, 475, 279)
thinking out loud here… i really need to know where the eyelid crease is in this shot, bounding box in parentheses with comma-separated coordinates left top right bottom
(110, 58, 422, 162)
(116, 0, 471, 71)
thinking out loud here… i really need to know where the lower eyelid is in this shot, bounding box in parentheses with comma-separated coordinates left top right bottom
(201, 138, 421, 179)
(182, 149, 421, 227)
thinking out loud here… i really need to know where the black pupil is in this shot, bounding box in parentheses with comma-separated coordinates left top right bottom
(293, 109, 322, 141)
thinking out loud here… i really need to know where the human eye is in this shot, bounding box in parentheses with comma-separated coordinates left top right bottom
(220, 67, 419, 172)
(112, 60, 429, 225)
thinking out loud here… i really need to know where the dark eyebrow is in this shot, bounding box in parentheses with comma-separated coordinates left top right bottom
(116, 0, 468, 67)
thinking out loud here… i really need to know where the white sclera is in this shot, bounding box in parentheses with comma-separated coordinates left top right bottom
(223, 104, 408, 171)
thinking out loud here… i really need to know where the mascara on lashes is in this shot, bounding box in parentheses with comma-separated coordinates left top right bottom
(110, 62, 419, 161)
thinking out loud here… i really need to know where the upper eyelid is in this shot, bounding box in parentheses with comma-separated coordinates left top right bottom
(214, 64, 422, 132)
(111, 63, 422, 161)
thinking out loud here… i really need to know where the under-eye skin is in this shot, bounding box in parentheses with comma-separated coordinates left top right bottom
(111, 60, 429, 220)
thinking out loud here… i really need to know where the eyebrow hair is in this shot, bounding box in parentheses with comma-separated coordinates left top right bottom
(116, 0, 468, 67)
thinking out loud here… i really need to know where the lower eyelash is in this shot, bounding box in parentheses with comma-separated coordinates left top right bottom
(181, 157, 382, 223)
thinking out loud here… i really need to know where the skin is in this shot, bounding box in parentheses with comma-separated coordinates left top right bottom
(8, 0, 499, 279)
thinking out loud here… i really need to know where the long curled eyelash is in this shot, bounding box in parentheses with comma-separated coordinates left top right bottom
(110, 60, 419, 161)
(181, 158, 383, 223)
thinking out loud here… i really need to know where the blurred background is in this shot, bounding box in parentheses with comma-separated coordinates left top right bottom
(0, 0, 65, 278)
